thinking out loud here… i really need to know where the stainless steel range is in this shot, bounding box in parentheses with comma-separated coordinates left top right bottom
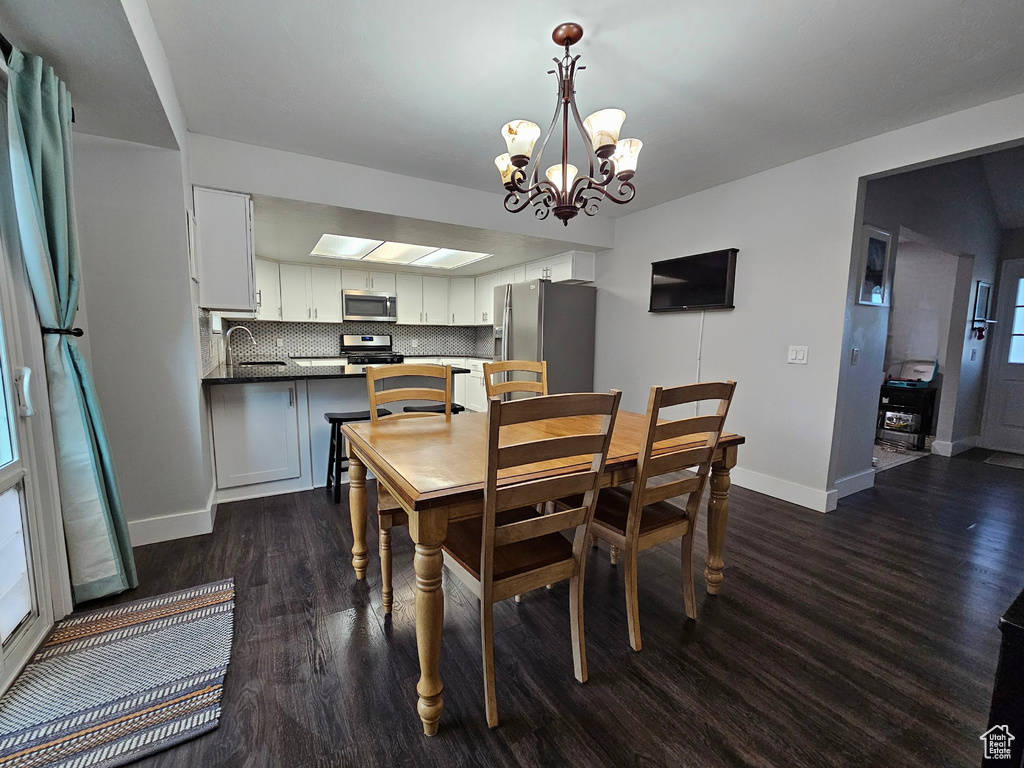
(340, 334, 404, 365)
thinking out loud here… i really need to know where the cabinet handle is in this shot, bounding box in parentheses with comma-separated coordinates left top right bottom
(288, 387, 294, 407)
(256, 289, 262, 307)
(315, 308, 318, 319)
(452, 313, 455, 324)
(307, 308, 311, 318)
(279, 308, 282, 319)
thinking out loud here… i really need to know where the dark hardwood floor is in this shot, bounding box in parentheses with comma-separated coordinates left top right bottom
(86, 449, 1024, 767)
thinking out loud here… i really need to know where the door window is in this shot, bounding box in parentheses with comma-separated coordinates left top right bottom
(1010, 278, 1024, 364)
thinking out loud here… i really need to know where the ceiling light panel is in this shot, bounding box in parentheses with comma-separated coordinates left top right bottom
(412, 248, 492, 269)
(362, 242, 439, 264)
(311, 234, 383, 260)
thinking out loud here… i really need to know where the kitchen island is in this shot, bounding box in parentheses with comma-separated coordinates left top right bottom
(202, 358, 473, 502)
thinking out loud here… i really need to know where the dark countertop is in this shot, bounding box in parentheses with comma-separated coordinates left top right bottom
(203, 358, 471, 384)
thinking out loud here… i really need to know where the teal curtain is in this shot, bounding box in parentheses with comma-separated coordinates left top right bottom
(5, 47, 136, 602)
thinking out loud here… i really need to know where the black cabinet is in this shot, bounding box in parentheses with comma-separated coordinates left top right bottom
(877, 385, 937, 450)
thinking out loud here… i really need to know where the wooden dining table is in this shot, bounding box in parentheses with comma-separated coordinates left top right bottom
(343, 409, 745, 735)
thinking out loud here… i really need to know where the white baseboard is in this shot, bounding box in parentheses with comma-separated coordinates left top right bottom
(128, 486, 216, 546)
(728, 466, 833, 513)
(833, 468, 876, 500)
(931, 434, 980, 457)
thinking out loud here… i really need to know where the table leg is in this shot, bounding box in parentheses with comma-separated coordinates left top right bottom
(705, 445, 737, 595)
(410, 508, 448, 736)
(348, 453, 368, 580)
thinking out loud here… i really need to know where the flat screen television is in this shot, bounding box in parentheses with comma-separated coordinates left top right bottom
(649, 248, 738, 313)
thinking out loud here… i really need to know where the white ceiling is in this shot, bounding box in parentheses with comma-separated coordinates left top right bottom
(145, 0, 1024, 213)
(0, 0, 176, 149)
(251, 194, 591, 275)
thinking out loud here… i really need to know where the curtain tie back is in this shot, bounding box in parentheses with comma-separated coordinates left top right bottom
(42, 327, 84, 337)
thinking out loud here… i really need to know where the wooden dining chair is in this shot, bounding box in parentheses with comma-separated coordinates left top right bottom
(483, 359, 548, 399)
(590, 381, 736, 652)
(441, 389, 621, 727)
(366, 363, 452, 614)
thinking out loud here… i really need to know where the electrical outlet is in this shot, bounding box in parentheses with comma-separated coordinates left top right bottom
(787, 346, 808, 365)
(276, 337, 284, 348)
(411, 339, 419, 348)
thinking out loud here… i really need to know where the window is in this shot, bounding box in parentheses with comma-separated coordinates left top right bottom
(1011, 278, 1024, 364)
(0, 486, 31, 644)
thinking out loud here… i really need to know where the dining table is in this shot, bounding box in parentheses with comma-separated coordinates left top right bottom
(342, 409, 745, 735)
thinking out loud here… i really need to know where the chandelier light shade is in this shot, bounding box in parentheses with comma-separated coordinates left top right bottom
(496, 22, 642, 225)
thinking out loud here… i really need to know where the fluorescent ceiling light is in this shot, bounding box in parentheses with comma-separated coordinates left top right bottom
(362, 242, 439, 264)
(311, 234, 383, 260)
(412, 248, 492, 269)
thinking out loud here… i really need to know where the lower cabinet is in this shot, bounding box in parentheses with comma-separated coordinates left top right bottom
(210, 381, 302, 488)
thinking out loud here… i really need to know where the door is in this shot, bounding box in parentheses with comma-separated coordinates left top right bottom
(254, 259, 281, 321)
(422, 277, 448, 325)
(0, 247, 54, 693)
(310, 266, 342, 322)
(982, 259, 1024, 453)
(396, 274, 423, 324)
(341, 269, 369, 291)
(449, 278, 474, 325)
(210, 382, 301, 488)
(280, 264, 311, 321)
(369, 272, 396, 293)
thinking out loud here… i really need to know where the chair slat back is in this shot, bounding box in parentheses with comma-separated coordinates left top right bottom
(484, 359, 548, 399)
(366, 363, 452, 421)
(629, 381, 736, 530)
(481, 391, 622, 586)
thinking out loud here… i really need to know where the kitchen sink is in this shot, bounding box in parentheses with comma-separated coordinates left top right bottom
(237, 360, 287, 366)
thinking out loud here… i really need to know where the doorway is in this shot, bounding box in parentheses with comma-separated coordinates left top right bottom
(981, 258, 1024, 454)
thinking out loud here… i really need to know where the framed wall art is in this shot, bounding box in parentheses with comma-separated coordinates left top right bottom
(857, 225, 892, 306)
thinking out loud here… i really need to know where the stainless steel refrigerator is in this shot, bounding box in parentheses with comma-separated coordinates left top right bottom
(493, 279, 597, 397)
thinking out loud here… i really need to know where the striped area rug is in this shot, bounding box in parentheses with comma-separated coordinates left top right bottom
(0, 579, 234, 768)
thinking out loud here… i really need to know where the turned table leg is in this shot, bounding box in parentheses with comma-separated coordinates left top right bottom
(410, 508, 448, 736)
(348, 453, 369, 580)
(705, 445, 737, 595)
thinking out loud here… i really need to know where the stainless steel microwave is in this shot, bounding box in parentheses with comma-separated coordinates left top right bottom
(342, 290, 397, 322)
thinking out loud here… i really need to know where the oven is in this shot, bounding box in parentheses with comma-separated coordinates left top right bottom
(342, 290, 397, 323)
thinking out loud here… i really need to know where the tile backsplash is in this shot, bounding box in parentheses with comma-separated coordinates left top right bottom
(220, 318, 494, 362)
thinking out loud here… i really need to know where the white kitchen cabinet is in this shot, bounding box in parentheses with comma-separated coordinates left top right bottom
(396, 273, 423, 324)
(368, 272, 396, 293)
(449, 278, 475, 325)
(210, 381, 301, 488)
(526, 251, 596, 283)
(194, 187, 255, 311)
(310, 266, 342, 322)
(341, 269, 370, 291)
(475, 273, 496, 325)
(422, 277, 448, 325)
(454, 371, 467, 407)
(280, 263, 310, 321)
(254, 259, 281, 321)
(464, 372, 488, 412)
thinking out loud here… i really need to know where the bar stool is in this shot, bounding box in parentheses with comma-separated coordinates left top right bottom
(325, 408, 391, 504)
(403, 402, 466, 414)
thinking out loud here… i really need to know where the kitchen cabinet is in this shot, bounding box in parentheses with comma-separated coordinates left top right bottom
(526, 251, 596, 283)
(341, 270, 396, 293)
(464, 372, 488, 412)
(280, 264, 341, 321)
(422, 277, 448, 325)
(396, 273, 423, 324)
(210, 381, 301, 488)
(194, 187, 255, 311)
(475, 273, 496, 325)
(254, 259, 281, 321)
(449, 278, 475, 325)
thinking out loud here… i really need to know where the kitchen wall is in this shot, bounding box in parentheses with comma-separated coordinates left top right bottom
(594, 90, 1024, 513)
(218, 319, 489, 362)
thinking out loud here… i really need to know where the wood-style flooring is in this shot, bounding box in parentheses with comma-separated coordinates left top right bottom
(86, 449, 1024, 767)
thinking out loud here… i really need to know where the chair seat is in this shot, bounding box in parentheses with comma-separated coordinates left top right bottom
(402, 403, 466, 414)
(443, 507, 574, 581)
(593, 486, 690, 537)
(325, 408, 391, 423)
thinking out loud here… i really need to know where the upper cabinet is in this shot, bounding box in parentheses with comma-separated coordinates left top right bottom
(526, 251, 596, 284)
(396, 274, 423, 324)
(449, 278, 475, 325)
(194, 187, 255, 311)
(422, 277, 449, 325)
(254, 259, 281, 321)
(474, 273, 496, 325)
(279, 264, 342, 322)
(341, 269, 396, 293)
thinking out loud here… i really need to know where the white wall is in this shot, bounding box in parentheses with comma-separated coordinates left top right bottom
(595, 91, 1024, 512)
(73, 133, 213, 537)
(187, 133, 615, 252)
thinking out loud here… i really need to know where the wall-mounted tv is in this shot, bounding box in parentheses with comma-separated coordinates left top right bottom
(649, 248, 738, 313)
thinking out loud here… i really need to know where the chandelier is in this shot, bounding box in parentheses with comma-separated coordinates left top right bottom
(495, 22, 642, 226)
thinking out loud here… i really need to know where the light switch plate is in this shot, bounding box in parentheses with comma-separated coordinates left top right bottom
(411, 339, 419, 347)
(850, 347, 860, 366)
(276, 337, 284, 348)
(788, 346, 808, 365)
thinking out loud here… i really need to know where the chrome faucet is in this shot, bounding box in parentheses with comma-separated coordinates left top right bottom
(224, 325, 256, 367)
